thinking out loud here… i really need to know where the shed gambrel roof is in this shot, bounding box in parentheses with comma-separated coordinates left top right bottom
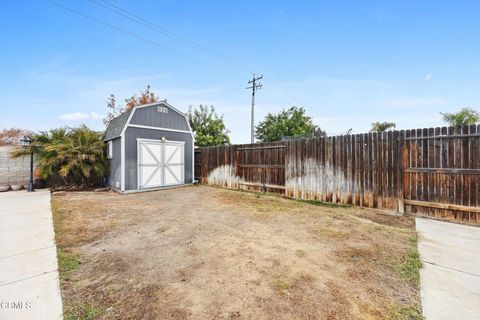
(103, 108, 133, 141)
(103, 101, 191, 142)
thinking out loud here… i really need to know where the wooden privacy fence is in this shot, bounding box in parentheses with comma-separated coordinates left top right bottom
(195, 125, 480, 225)
(194, 141, 286, 193)
(402, 125, 479, 223)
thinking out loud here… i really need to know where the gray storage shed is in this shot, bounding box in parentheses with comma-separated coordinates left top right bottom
(103, 101, 194, 193)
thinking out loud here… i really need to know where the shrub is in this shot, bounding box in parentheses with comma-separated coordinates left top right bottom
(10, 125, 106, 187)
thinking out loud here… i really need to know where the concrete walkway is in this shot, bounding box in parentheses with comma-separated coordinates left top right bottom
(416, 218, 480, 320)
(0, 190, 63, 320)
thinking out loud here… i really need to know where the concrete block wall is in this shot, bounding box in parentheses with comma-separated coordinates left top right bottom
(0, 146, 37, 186)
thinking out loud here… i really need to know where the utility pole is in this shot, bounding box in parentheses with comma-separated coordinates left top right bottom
(246, 74, 263, 143)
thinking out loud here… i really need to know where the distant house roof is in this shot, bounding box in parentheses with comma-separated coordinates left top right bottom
(103, 108, 133, 141)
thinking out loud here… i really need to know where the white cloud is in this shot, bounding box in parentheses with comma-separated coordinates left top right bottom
(90, 112, 103, 119)
(58, 112, 104, 121)
(425, 74, 432, 81)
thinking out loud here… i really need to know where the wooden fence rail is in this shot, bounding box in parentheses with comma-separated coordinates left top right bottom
(195, 125, 480, 225)
(402, 125, 479, 224)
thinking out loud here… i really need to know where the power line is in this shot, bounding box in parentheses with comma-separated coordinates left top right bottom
(44, 0, 304, 117)
(246, 74, 263, 143)
(89, 0, 301, 106)
(91, 0, 252, 73)
(44, 0, 245, 80)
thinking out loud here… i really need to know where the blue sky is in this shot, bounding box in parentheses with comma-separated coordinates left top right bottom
(1, 0, 479, 143)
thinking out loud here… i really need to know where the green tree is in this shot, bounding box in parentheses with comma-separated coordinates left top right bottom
(440, 107, 480, 127)
(10, 126, 106, 186)
(188, 105, 230, 147)
(370, 121, 396, 133)
(255, 106, 324, 142)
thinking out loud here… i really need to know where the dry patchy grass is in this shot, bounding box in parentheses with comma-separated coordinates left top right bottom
(52, 185, 422, 320)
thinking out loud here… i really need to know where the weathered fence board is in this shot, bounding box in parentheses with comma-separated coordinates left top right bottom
(402, 125, 480, 224)
(195, 124, 480, 225)
(281, 133, 401, 212)
(194, 141, 286, 193)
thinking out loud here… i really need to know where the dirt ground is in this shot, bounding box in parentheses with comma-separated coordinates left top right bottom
(52, 185, 421, 320)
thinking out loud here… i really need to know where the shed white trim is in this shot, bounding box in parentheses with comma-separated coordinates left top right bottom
(120, 102, 194, 139)
(120, 133, 125, 191)
(127, 124, 192, 134)
(119, 184, 193, 194)
(107, 140, 113, 159)
(120, 107, 136, 192)
(135, 101, 187, 118)
(136, 138, 185, 190)
(111, 101, 194, 191)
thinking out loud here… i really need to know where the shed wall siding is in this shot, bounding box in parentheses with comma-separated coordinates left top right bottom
(129, 105, 189, 131)
(107, 138, 122, 189)
(124, 127, 193, 190)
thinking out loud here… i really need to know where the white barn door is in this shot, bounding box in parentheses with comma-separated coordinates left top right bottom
(138, 141, 163, 188)
(138, 139, 184, 189)
(164, 142, 184, 186)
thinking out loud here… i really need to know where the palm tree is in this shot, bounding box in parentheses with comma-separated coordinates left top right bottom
(370, 121, 396, 133)
(440, 108, 479, 127)
(10, 126, 106, 186)
(50, 126, 106, 184)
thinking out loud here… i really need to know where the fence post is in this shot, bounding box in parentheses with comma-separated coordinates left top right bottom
(398, 131, 406, 214)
